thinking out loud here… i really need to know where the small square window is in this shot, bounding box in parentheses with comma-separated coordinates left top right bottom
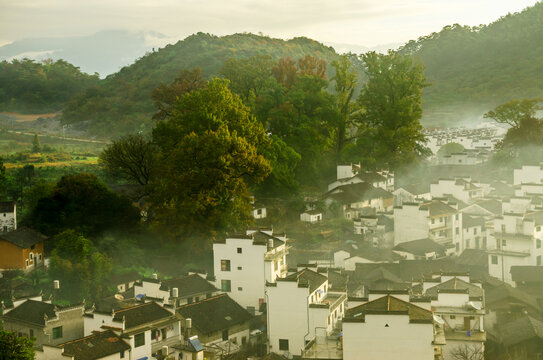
(237, 248, 242, 254)
(450, 315, 456, 320)
(237, 266, 242, 270)
(279, 339, 289, 351)
(134, 333, 145, 347)
(491, 255, 498, 265)
(238, 287, 243, 291)
(221, 280, 231, 292)
(538, 239, 542, 249)
(52, 326, 63, 339)
(221, 260, 231, 271)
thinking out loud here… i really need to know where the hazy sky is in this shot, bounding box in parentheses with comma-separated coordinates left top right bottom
(0, 0, 539, 47)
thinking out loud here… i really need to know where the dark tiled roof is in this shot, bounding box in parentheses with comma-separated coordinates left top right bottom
(486, 284, 540, 312)
(0, 201, 15, 212)
(60, 330, 131, 360)
(393, 238, 446, 257)
(500, 316, 543, 347)
(0, 227, 47, 249)
(456, 249, 488, 267)
(511, 266, 543, 283)
(476, 199, 503, 214)
(343, 243, 402, 262)
(252, 231, 285, 249)
(113, 302, 173, 329)
(424, 277, 484, 299)
(346, 295, 432, 323)
(285, 268, 327, 293)
(420, 200, 457, 217)
(524, 211, 543, 226)
(400, 183, 430, 195)
(177, 294, 251, 335)
(2, 300, 56, 326)
(326, 182, 392, 205)
(462, 214, 486, 229)
(327, 269, 347, 291)
(162, 274, 218, 297)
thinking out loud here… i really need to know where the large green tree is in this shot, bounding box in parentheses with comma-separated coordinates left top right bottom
(356, 51, 430, 169)
(0, 331, 34, 360)
(28, 173, 140, 238)
(151, 78, 271, 236)
(49, 230, 112, 303)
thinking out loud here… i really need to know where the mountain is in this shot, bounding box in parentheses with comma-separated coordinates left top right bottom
(61, 32, 343, 136)
(0, 30, 171, 77)
(402, 2, 543, 126)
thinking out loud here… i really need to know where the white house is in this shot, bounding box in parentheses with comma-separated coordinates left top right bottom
(252, 205, 267, 219)
(300, 210, 322, 224)
(326, 182, 394, 219)
(487, 211, 543, 284)
(514, 164, 543, 185)
(393, 183, 431, 206)
(394, 200, 458, 247)
(342, 293, 438, 360)
(421, 274, 486, 359)
(213, 228, 288, 313)
(430, 178, 483, 204)
(266, 267, 347, 358)
(0, 201, 16, 232)
(83, 301, 180, 360)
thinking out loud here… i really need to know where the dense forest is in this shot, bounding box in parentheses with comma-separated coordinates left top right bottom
(0, 59, 99, 113)
(61, 33, 348, 135)
(401, 2, 543, 123)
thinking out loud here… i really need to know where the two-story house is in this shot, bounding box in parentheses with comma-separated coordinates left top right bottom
(0, 201, 16, 232)
(2, 299, 84, 346)
(0, 227, 46, 271)
(213, 228, 288, 313)
(266, 267, 347, 358)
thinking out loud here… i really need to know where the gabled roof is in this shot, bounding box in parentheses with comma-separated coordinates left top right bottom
(462, 214, 486, 229)
(486, 284, 540, 312)
(2, 299, 57, 326)
(511, 266, 543, 283)
(393, 239, 446, 257)
(0, 201, 15, 213)
(345, 295, 432, 323)
(162, 274, 218, 297)
(524, 211, 543, 226)
(475, 199, 503, 215)
(285, 268, 327, 293)
(456, 249, 488, 267)
(60, 330, 131, 360)
(177, 294, 252, 335)
(0, 227, 47, 249)
(113, 302, 173, 329)
(341, 243, 402, 263)
(361, 267, 404, 284)
(424, 277, 483, 299)
(500, 316, 543, 347)
(398, 183, 430, 195)
(420, 200, 457, 217)
(326, 182, 392, 205)
(327, 269, 347, 291)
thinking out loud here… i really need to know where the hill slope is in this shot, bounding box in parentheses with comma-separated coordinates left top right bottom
(402, 1, 543, 125)
(62, 33, 342, 136)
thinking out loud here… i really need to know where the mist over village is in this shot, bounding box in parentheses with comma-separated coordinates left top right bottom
(2, 1, 543, 359)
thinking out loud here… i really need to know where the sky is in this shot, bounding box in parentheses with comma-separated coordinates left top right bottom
(0, 0, 540, 48)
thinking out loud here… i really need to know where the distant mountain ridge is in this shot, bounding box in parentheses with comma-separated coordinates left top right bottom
(0, 30, 171, 77)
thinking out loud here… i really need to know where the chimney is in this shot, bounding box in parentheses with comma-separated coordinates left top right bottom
(172, 288, 179, 298)
(152, 273, 158, 280)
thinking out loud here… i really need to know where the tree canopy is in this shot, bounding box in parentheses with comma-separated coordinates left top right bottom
(0, 331, 35, 360)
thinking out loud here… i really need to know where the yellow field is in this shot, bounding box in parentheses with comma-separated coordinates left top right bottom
(0, 112, 59, 122)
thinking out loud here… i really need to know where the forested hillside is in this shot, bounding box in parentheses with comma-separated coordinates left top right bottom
(62, 33, 344, 136)
(0, 59, 99, 113)
(402, 1, 543, 124)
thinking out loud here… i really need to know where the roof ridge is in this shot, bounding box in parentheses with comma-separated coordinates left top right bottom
(114, 301, 154, 314)
(177, 293, 227, 309)
(59, 330, 113, 347)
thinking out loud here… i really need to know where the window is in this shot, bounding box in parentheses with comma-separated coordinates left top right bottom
(206, 292, 212, 299)
(455, 228, 459, 235)
(52, 326, 63, 339)
(237, 247, 242, 254)
(221, 260, 231, 271)
(31, 244, 35, 250)
(29, 329, 34, 338)
(450, 315, 456, 320)
(431, 218, 435, 224)
(238, 287, 243, 291)
(237, 266, 242, 270)
(538, 256, 542, 266)
(221, 280, 231, 292)
(187, 297, 193, 304)
(222, 330, 229, 341)
(474, 228, 477, 235)
(3, 226, 6, 232)
(25, 259, 29, 267)
(279, 339, 289, 351)
(502, 239, 507, 247)
(538, 226, 542, 232)
(120, 351, 125, 359)
(538, 239, 542, 249)
(491, 255, 498, 265)
(257, 209, 262, 215)
(455, 214, 459, 221)
(242, 336, 247, 345)
(30, 253, 33, 259)
(195, 297, 199, 302)
(161, 328, 167, 339)
(39, 254, 42, 261)
(134, 333, 145, 347)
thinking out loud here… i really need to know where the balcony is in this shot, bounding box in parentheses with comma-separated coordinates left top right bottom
(264, 245, 290, 261)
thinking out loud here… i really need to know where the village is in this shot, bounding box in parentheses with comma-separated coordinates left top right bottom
(1, 123, 543, 360)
